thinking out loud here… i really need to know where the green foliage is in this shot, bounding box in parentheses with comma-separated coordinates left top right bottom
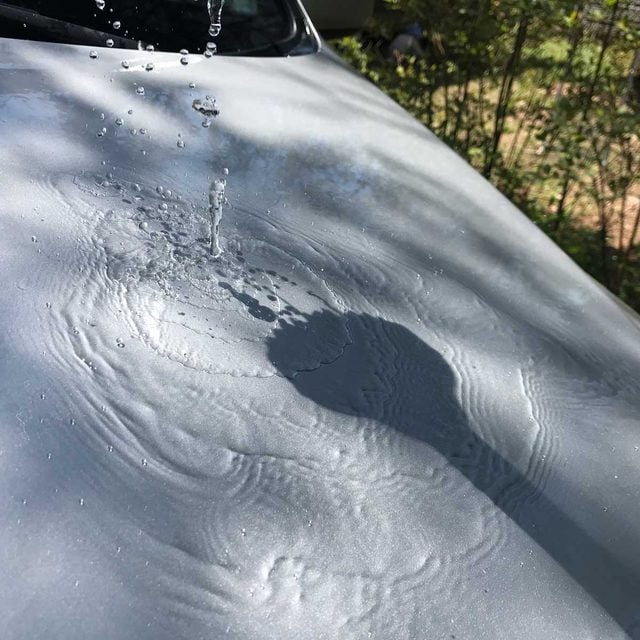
(334, 0, 640, 312)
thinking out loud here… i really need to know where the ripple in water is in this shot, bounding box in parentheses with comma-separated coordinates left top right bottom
(68, 174, 348, 377)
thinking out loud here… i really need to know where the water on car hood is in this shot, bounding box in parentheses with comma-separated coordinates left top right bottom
(1, 38, 640, 640)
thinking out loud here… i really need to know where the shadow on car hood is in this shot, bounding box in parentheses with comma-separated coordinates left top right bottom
(1, 38, 640, 639)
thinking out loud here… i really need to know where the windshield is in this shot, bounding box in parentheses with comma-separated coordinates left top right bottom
(0, 0, 317, 56)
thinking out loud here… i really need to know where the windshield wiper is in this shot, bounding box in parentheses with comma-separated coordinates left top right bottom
(0, 2, 141, 49)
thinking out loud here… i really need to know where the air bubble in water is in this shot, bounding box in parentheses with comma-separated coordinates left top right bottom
(145, 62, 154, 72)
(116, 338, 125, 348)
(180, 57, 189, 66)
(177, 140, 185, 148)
(206, 42, 217, 53)
(96, 0, 105, 10)
(113, 20, 121, 29)
(136, 86, 145, 96)
(115, 117, 123, 126)
(189, 81, 196, 89)
(106, 38, 114, 47)
(79, 498, 85, 506)
(180, 48, 189, 55)
(89, 50, 98, 59)
(145, 44, 154, 52)
(121, 60, 129, 69)
(140, 128, 147, 135)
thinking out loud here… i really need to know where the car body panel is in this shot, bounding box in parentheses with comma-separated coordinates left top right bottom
(0, 37, 639, 639)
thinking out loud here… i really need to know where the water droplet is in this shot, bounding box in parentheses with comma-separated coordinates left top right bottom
(180, 57, 189, 66)
(89, 50, 98, 59)
(136, 86, 145, 96)
(145, 62, 154, 72)
(106, 38, 114, 48)
(207, 0, 224, 36)
(113, 20, 121, 29)
(79, 498, 85, 506)
(121, 60, 129, 69)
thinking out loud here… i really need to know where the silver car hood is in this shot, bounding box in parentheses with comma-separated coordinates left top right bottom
(1, 37, 640, 639)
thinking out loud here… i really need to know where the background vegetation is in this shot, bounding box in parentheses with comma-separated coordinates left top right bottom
(333, 0, 640, 311)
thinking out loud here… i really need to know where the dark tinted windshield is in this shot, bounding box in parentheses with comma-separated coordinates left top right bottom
(0, 0, 317, 56)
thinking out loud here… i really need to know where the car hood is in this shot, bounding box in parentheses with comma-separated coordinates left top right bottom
(1, 38, 640, 639)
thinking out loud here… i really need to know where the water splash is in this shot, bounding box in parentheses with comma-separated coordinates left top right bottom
(192, 96, 220, 128)
(208, 179, 226, 257)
